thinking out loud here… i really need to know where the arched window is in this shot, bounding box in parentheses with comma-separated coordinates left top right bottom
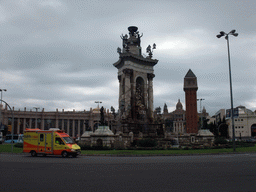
(251, 124, 256, 137)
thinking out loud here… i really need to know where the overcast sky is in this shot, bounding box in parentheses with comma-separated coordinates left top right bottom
(0, 0, 255, 116)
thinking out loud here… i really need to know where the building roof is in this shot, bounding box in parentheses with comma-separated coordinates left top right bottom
(176, 99, 183, 110)
(185, 69, 196, 78)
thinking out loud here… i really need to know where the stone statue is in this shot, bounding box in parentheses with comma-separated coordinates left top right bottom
(111, 106, 116, 119)
(136, 32, 143, 47)
(117, 47, 121, 54)
(100, 106, 105, 125)
(120, 34, 128, 48)
(146, 43, 156, 58)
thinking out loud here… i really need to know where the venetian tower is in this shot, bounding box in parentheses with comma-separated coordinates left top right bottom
(113, 26, 158, 124)
(183, 69, 198, 133)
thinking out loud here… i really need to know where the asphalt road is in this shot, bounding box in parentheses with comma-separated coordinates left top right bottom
(0, 153, 256, 192)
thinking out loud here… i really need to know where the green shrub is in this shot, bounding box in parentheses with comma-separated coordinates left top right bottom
(79, 144, 111, 150)
(79, 144, 93, 150)
(14, 143, 23, 148)
(137, 138, 158, 148)
(167, 147, 180, 150)
(91, 146, 111, 150)
(214, 137, 228, 145)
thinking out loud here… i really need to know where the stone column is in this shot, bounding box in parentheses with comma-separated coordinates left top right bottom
(55, 109, 59, 128)
(118, 75, 121, 111)
(67, 119, 70, 135)
(147, 73, 155, 119)
(78, 120, 80, 138)
(62, 120, 64, 131)
(83, 120, 85, 133)
(23, 118, 26, 132)
(55, 120, 58, 128)
(29, 118, 32, 128)
(17, 118, 20, 134)
(72, 120, 75, 137)
(41, 117, 44, 130)
(89, 108, 93, 131)
(123, 69, 133, 118)
(89, 119, 93, 131)
(41, 109, 44, 130)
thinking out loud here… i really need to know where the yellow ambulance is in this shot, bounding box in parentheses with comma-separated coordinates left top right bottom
(23, 128, 81, 157)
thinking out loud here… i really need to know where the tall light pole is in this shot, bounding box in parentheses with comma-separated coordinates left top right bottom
(197, 98, 205, 130)
(95, 101, 102, 108)
(217, 29, 238, 152)
(33, 107, 40, 128)
(95, 101, 102, 130)
(0, 89, 7, 106)
(0, 89, 7, 127)
(0, 99, 14, 152)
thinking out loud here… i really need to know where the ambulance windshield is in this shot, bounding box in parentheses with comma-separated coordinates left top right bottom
(62, 137, 75, 144)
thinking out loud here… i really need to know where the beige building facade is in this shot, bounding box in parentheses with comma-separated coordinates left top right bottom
(162, 99, 186, 134)
(1, 105, 114, 138)
(226, 106, 256, 139)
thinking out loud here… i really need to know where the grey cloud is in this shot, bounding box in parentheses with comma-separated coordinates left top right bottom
(1, 0, 255, 116)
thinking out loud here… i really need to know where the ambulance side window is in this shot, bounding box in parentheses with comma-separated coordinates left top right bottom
(40, 134, 44, 142)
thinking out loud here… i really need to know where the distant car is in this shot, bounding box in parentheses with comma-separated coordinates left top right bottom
(246, 138, 256, 143)
(4, 134, 23, 143)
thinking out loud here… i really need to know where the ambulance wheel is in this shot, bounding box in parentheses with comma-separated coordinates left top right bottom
(62, 151, 68, 158)
(31, 151, 37, 157)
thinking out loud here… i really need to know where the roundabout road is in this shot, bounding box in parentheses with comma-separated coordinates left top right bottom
(1, 153, 256, 192)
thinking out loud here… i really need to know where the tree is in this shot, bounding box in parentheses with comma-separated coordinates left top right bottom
(111, 106, 116, 119)
(219, 123, 229, 138)
(222, 116, 226, 124)
(203, 118, 208, 129)
(208, 121, 218, 137)
(155, 107, 161, 114)
(0, 124, 8, 136)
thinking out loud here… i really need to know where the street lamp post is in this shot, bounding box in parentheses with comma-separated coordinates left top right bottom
(0, 89, 7, 106)
(33, 107, 40, 128)
(0, 99, 14, 152)
(217, 29, 238, 152)
(95, 101, 102, 130)
(197, 98, 205, 130)
(0, 89, 7, 127)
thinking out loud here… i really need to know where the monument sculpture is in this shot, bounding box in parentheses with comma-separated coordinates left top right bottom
(113, 26, 162, 137)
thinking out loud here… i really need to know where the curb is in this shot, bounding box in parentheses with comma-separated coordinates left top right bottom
(1, 151, 255, 157)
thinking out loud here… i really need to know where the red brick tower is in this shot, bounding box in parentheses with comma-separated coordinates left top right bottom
(183, 69, 198, 133)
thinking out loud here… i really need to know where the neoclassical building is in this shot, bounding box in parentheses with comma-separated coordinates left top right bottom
(163, 99, 186, 134)
(226, 106, 256, 139)
(1, 105, 114, 138)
